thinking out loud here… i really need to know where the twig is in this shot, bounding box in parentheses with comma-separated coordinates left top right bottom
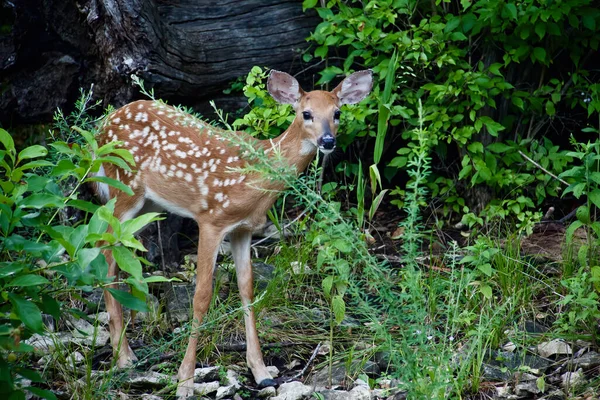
(518, 150, 569, 187)
(289, 342, 322, 381)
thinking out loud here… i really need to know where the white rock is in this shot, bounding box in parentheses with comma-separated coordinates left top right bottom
(267, 365, 280, 378)
(193, 381, 220, 396)
(353, 378, 369, 388)
(194, 366, 220, 382)
(537, 339, 572, 358)
(67, 317, 110, 347)
(92, 312, 110, 326)
(127, 371, 174, 387)
(349, 385, 371, 400)
(68, 351, 85, 368)
(141, 395, 163, 400)
(259, 386, 277, 398)
(216, 370, 241, 400)
(561, 369, 586, 388)
(272, 381, 313, 400)
(291, 261, 311, 275)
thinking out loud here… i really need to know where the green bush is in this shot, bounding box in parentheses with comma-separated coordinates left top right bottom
(0, 94, 163, 399)
(303, 0, 600, 224)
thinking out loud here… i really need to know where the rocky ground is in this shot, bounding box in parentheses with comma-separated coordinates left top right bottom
(21, 220, 600, 399)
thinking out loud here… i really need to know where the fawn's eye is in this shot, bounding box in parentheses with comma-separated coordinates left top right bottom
(334, 110, 341, 120)
(302, 111, 312, 121)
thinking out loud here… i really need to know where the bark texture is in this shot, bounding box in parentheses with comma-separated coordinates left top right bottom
(0, 0, 318, 123)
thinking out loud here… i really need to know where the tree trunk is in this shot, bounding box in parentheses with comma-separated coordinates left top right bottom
(0, 0, 319, 123)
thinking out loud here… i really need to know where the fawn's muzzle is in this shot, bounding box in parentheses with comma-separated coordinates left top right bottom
(318, 134, 336, 153)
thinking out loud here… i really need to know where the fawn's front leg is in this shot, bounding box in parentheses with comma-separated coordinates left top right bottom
(230, 230, 276, 387)
(177, 225, 225, 398)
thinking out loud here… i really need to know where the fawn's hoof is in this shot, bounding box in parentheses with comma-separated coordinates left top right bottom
(257, 378, 277, 388)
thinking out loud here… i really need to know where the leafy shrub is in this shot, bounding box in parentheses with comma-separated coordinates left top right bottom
(0, 94, 162, 399)
(303, 0, 600, 224)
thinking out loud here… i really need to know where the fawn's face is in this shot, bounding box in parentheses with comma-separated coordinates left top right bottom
(296, 90, 341, 155)
(267, 69, 373, 156)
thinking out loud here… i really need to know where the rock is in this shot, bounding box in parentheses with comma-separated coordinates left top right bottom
(349, 385, 371, 400)
(569, 351, 600, 369)
(216, 370, 241, 400)
(317, 389, 352, 400)
(67, 316, 110, 347)
(273, 381, 313, 400)
(141, 395, 163, 400)
(537, 339, 572, 358)
(560, 369, 586, 389)
(522, 320, 549, 334)
(92, 312, 110, 326)
(483, 364, 511, 381)
(126, 371, 175, 388)
(515, 381, 541, 396)
(194, 366, 221, 382)
(291, 261, 311, 275)
(495, 385, 511, 398)
(267, 365, 280, 378)
(253, 262, 275, 291)
(539, 389, 566, 400)
(164, 283, 195, 323)
(258, 386, 277, 398)
(353, 378, 369, 388)
(311, 361, 380, 390)
(193, 381, 220, 396)
(67, 351, 85, 368)
(488, 351, 550, 373)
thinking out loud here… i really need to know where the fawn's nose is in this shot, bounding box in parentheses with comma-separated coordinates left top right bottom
(318, 134, 336, 152)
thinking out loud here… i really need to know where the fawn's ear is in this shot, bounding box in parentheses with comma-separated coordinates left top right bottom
(332, 70, 373, 105)
(268, 70, 304, 106)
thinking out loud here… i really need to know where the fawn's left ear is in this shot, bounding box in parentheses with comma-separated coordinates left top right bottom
(332, 70, 373, 105)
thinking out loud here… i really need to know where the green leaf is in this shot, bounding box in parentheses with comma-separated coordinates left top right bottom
(545, 101, 556, 116)
(589, 189, 600, 209)
(0, 128, 15, 153)
(143, 275, 178, 283)
(477, 262, 493, 277)
(86, 176, 134, 196)
(480, 284, 493, 299)
(332, 238, 352, 254)
(25, 387, 58, 400)
(18, 193, 64, 209)
(533, 47, 547, 63)
(17, 145, 47, 162)
(7, 275, 50, 287)
(487, 143, 512, 153)
(322, 275, 334, 298)
(535, 23, 546, 39)
(302, 0, 318, 10)
(111, 246, 143, 279)
(488, 63, 503, 77)
(467, 142, 484, 154)
(107, 288, 148, 312)
(583, 15, 596, 30)
(121, 212, 163, 237)
(444, 16, 461, 33)
(8, 294, 44, 333)
(576, 205, 590, 224)
(502, 3, 517, 20)
(566, 220, 584, 243)
(77, 248, 101, 269)
(332, 295, 346, 325)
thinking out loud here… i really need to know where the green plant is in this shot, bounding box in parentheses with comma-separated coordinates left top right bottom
(303, 0, 600, 227)
(0, 93, 167, 398)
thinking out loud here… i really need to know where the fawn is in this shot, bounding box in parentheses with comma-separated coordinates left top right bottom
(95, 69, 373, 397)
